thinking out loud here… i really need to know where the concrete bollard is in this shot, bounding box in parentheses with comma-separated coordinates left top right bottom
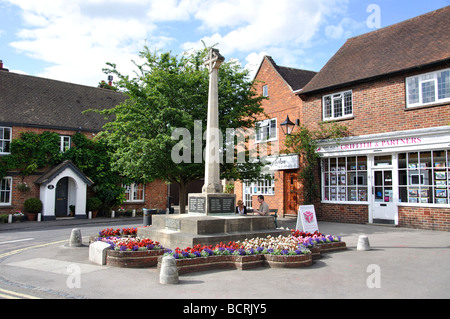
(111, 210, 115, 218)
(8, 214, 12, 224)
(37, 213, 42, 222)
(357, 235, 371, 251)
(88, 211, 92, 219)
(160, 256, 179, 285)
(69, 228, 83, 247)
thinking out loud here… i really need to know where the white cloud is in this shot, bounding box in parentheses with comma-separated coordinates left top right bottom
(325, 17, 365, 39)
(5, 0, 351, 85)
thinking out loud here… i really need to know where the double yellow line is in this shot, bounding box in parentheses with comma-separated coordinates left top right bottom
(0, 287, 41, 299)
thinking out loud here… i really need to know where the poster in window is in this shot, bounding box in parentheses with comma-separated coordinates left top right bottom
(435, 172, 447, 180)
(436, 189, 447, 198)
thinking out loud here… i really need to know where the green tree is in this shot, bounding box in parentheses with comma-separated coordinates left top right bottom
(95, 47, 266, 213)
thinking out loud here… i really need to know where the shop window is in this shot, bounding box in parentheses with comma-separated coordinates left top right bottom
(398, 150, 449, 204)
(0, 177, 12, 205)
(406, 68, 450, 108)
(0, 127, 11, 154)
(322, 156, 368, 202)
(322, 90, 353, 121)
(124, 183, 145, 202)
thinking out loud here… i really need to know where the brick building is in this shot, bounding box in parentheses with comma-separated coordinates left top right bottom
(234, 56, 316, 216)
(0, 66, 167, 220)
(299, 6, 450, 231)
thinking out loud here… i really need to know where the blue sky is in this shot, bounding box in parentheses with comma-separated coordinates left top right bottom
(0, 0, 448, 87)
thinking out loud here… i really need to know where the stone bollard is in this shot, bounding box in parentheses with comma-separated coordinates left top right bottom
(160, 256, 179, 285)
(69, 228, 83, 247)
(357, 235, 371, 251)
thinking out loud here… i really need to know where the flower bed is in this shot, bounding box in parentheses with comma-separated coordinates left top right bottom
(97, 227, 138, 238)
(95, 236, 164, 268)
(90, 228, 346, 271)
(161, 241, 312, 274)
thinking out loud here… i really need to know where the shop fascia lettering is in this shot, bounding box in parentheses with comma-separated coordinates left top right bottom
(317, 127, 450, 155)
(339, 137, 422, 151)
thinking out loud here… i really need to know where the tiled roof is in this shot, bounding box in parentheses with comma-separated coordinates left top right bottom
(0, 71, 127, 132)
(261, 56, 317, 91)
(301, 6, 450, 95)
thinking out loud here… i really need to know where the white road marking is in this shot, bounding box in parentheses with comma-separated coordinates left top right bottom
(0, 238, 35, 245)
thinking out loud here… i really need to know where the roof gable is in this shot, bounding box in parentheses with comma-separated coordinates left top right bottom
(255, 56, 317, 92)
(35, 160, 94, 186)
(301, 6, 450, 95)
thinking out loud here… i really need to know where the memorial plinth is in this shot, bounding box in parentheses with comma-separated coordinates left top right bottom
(137, 214, 290, 249)
(136, 49, 289, 249)
(188, 193, 236, 215)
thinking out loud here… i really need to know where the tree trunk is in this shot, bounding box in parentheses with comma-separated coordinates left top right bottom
(178, 180, 187, 214)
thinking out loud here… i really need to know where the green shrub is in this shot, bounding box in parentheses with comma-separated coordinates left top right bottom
(23, 198, 43, 214)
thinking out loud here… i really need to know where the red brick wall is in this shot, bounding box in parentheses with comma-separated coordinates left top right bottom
(301, 66, 450, 134)
(233, 57, 305, 216)
(398, 206, 450, 232)
(301, 65, 450, 231)
(1, 125, 167, 216)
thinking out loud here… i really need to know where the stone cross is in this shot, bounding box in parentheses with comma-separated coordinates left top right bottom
(202, 48, 225, 194)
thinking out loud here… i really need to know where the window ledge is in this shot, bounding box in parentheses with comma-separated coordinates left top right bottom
(322, 116, 354, 123)
(405, 101, 450, 111)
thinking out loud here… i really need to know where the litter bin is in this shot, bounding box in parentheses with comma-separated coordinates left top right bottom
(143, 209, 157, 226)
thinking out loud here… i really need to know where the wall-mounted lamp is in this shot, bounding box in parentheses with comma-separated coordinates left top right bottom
(280, 115, 299, 136)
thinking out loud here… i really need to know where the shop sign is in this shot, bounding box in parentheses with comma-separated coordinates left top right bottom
(270, 155, 299, 171)
(317, 130, 450, 155)
(296, 205, 319, 233)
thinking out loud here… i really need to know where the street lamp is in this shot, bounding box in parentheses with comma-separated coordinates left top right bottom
(280, 115, 297, 136)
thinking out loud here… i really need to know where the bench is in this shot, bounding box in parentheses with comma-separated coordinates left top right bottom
(244, 208, 278, 228)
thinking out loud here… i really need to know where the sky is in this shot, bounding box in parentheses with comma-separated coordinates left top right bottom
(0, 0, 448, 87)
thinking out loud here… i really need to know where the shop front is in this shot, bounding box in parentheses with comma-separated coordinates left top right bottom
(317, 126, 450, 228)
(241, 154, 301, 216)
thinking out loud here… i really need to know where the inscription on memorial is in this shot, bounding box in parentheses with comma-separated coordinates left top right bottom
(209, 197, 235, 214)
(189, 197, 206, 214)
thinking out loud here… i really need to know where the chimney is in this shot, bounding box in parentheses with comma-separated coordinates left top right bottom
(107, 75, 113, 86)
(0, 60, 10, 72)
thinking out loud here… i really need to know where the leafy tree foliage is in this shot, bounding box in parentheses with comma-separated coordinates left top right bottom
(96, 47, 267, 213)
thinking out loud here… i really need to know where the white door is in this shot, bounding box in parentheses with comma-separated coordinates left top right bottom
(372, 168, 397, 223)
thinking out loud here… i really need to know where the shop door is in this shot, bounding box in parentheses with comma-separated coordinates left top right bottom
(285, 172, 299, 215)
(372, 169, 396, 222)
(55, 177, 69, 217)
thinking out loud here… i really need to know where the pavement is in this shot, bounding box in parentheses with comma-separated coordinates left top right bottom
(0, 215, 449, 301)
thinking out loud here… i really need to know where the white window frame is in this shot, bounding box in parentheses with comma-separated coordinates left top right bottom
(0, 177, 13, 206)
(262, 85, 269, 97)
(406, 68, 450, 108)
(322, 90, 353, 121)
(243, 175, 275, 209)
(124, 183, 145, 203)
(255, 118, 277, 143)
(321, 156, 368, 203)
(0, 127, 12, 155)
(60, 136, 71, 153)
